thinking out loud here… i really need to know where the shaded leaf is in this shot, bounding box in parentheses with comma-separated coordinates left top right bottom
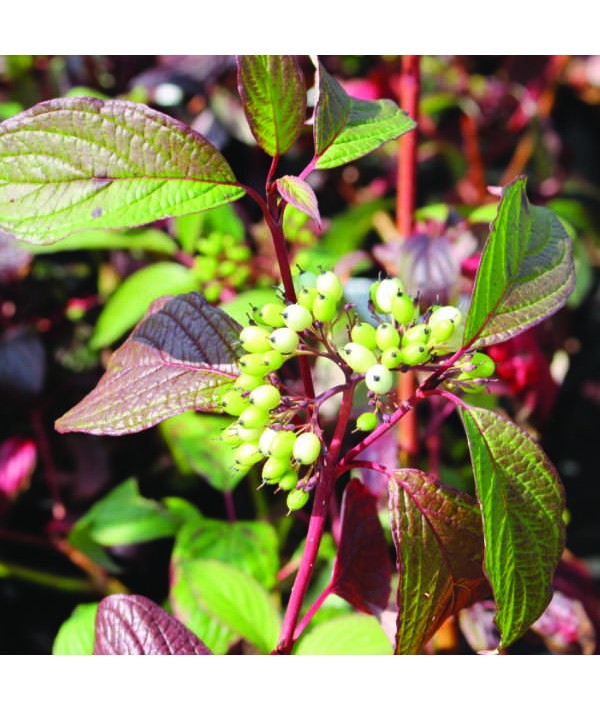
(159, 411, 246, 491)
(53, 603, 98, 655)
(295, 613, 393, 655)
(0, 436, 36, 500)
(461, 407, 566, 650)
(94, 593, 212, 655)
(313, 61, 415, 170)
(389, 469, 491, 655)
(237, 55, 306, 157)
(55, 292, 242, 435)
(330, 478, 391, 614)
(91, 262, 200, 349)
(0, 98, 245, 244)
(0, 327, 45, 396)
(172, 516, 279, 589)
(170, 559, 280, 653)
(276, 176, 321, 226)
(463, 177, 575, 349)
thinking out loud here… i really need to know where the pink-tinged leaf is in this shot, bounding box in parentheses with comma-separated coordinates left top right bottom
(55, 292, 243, 435)
(0, 436, 36, 500)
(276, 176, 321, 227)
(389, 469, 491, 655)
(0, 98, 245, 245)
(531, 590, 596, 655)
(0, 228, 31, 283)
(329, 479, 391, 614)
(458, 600, 501, 653)
(94, 594, 212, 655)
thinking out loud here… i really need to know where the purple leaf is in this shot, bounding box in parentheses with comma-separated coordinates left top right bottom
(329, 478, 392, 614)
(94, 594, 212, 655)
(55, 292, 243, 435)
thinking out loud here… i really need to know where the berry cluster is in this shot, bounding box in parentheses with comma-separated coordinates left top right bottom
(220, 270, 496, 510)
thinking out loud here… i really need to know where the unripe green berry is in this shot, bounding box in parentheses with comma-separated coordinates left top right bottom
(257, 302, 285, 328)
(351, 322, 378, 351)
(249, 383, 282, 411)
(269, 327, 300, 355)
(269, 430, 298, 459)
(371, 277, 404, 313)
(233, 373, 266, 393)
(278, 470, 299, 491)
(261, 350, 285, 373)
(296, 270, 317, 290)
(292, 431, 321, 465)
(297, 286, 317, 310)
(316, 270, 344, 301)
(457, 352, 496, 380)
(355, 411, 378, 432)
(286, 487, 310, 512)
(238, 353, 272, 378)
(282, 303, 313, 332)
(221, 389, 250, 416)
(339, 342, 378, 374)
(365, 364, 394, 395)
(233, 442, 263, 468)
(391, 293, 417, 326)
(380, 347, 404, 369)
(239, 325, 272, 353)
(429, 305, 462, 329)
(237, 404, 271, 430)
(261, 456, 289, 484)
(428, 318, 456, 346)
(312, 293, 338, 323)
(402, 324, 431, 347)
(400, 343, 431, 367)
(220, 423, 242, 446)
(237, 425, 264, 442)
(375, 322, 401, 350)
(258, 428, 278, 456)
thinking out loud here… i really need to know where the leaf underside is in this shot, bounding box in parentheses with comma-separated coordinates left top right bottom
(461, 407, 566, 650)
(0, 98, 245, 244)
(389, 469, 491, 655)
(463, 176, 575, 349)
(55, 292, 242, 435)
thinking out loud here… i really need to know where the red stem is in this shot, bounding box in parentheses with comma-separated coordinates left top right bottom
(292, 582, 333, 644)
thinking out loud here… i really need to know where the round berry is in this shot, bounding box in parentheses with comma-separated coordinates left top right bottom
(339, 342, 378, 374)
(429, 305, 462, 329)
(261, 350, 285, 373)
(261, 456, 289, 484)
(380, 347, 404, 369)
(232, 442, 263, 468)
(365, 364, 394, 395)
(249, 383, 282, 411)
(390, 293, 417, 326)
(401, 324, 431, 347)
(282, 303, 313, 332)
(269, 327, 300, 355)
(400, 343, 431, 367)
(297, 286, 317, 310)
(371, 278, 404, 313)
(221, 390, 250, 417)
(316, 270, 344, 301)
(351, 322, 377, 351)
(375, 322, 401, 350)
(258, 427, 278, 456)
(458, 352, 496, 380)
(292, 431, 321, 465)
(286, 487, 310, 512)
(257, 302, 285, 328)
(428, 318, 456, 346)
(233, 373, 266, 393)
(355, 411, 378, 432)
(312, 293, 338, 323)
(269, 430, 298, 459)
(220, 423, 242, 446)
(236, 425, 264, 442)
(277, 470, 299, 491)
(239, 325, 272, 353)
(296, 269, 317, 290)
(237, 404, 271, 430)
(238, 353, 272, 378)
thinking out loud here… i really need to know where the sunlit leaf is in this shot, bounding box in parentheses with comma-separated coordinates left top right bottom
(53, 603, 98, 655)
(294, 613, 393, 655)
(276, 176, 321, 226)
(0, 98, 245, 244)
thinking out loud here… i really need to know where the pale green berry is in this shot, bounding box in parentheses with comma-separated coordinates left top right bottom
(297, 286, 317, 310)
(269, 327, 300, 355)
(257, 302, 285, 328)
(233, 373, 266, 392)
(457, 352, 496, 380)
(261, 456, 289, 484)
(428, 319, 456, 347)
(238, 353, 272, 378)
(249, 384, 282, 411)
(375, 322, 401, 350)
(269, 430, 298, 459)
(400, 343, 431, 366)
(339, 342, 378, 374)
(365, 364, 394, 395)
(282, 303, 313, 332)
(316, 270, 344, 301)
(221, 390, 250, 416)
(287, 487, 310, 512)
(296, 269, 317, 290)
(237, 404, 271, 430)
(292, 431, 321, 465)
(237, 425, 264, 442)
(371, 277, 404, 313)
(402, 324, 431, 347)
(351, 322, 378, 351)
(233, 442, 263, 468)
(429, 305, 462, 329)
(239, 325, 272, 353)
(380, 347, 404, 369)
(220, 423, 242, 446)
(261, 350, 285, 373)
(258, 428, 278, 457)
(390, 293, 417, 326)
(277, 470, 299, 491)
(355, 411, 378, 432)
(312, 293, 338, 323)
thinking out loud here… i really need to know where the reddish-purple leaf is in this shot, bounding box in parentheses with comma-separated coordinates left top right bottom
(389, 469, 491, 654)
(55, 292, 243, 435)
(94, 593, 212, 655)
(329, 478, 392, 614)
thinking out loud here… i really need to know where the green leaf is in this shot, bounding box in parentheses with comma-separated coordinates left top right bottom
(52, 603, 98, 655)
(160, 411, 246, 491)
(69, 478, 180, 549)
(55, 292, 242, 435)
(22, 227, 177, 255)
(460, 407, 566, 650)
(0, 98, 245, 244)
(463, 177, 575, 349)
(313, 61, 415, 170)
(91, 262, 200, 349)
(294, 613, 393, 655)
(276, 176, 321, 226)
(171, 559, 281, 654)
(171, 517, 279, 589)
(237, 55, 306, 157)
(388, 469, 490, 655)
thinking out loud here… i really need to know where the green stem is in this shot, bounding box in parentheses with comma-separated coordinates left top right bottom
(0, 559, 100, 594)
